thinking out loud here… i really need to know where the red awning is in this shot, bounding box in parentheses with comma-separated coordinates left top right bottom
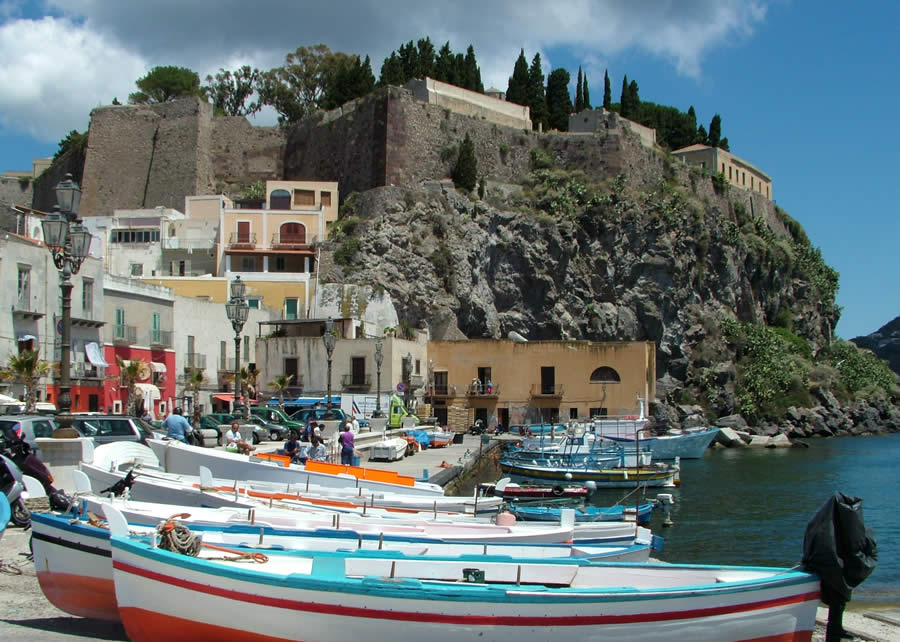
(212, 394, 258, 405)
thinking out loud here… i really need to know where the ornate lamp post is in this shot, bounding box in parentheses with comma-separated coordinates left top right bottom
(42, 174, 92, 434)
(225, 276, 249, 421)
(403, 352, 413, 411)
(322, 316, 335, 418)
(373, 335, 384, 418)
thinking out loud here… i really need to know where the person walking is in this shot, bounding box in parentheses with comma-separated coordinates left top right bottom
(162, 407, 191, 443)
(338, 423, 355, 466)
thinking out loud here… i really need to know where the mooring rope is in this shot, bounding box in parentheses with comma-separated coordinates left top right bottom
(157, 513, 203, 557)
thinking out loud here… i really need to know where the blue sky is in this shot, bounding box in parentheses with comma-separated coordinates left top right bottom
(0, 1, 896, 339)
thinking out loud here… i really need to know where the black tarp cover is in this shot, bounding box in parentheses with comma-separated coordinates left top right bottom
(801, 492, 878, 606)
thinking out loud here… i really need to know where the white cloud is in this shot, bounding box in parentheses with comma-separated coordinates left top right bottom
(1, 1, 768, 141)
(0, 16, 146, 141)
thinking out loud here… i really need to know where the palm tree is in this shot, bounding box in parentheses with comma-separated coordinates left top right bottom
(0, 349, 50, 412)
(269, 374, 294, 411)
(183, 367, 205, 427)
(116, 356, 147, 416)
(240, 365, 260, 403)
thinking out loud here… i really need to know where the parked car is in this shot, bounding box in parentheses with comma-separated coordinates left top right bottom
(289, 407, 370, 430)
(70, 415, 157, 446)
(200, 413, 271, 445)
(249, 407, 305, 441)
(0, 415, 58, 458)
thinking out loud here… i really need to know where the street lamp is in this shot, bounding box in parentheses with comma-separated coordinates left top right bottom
(225, 276, 249, 421)
(373, 335, 384, 418)
(42, 173, 92, 435)
(322, 316, 335, 418)
(403, 352, 413, 411)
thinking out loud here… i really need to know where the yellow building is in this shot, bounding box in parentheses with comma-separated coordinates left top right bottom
(426, 339, 655, 432)
(672, 144, 772, 199)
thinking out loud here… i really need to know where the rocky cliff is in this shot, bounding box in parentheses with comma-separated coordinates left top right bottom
(852, 316, 900, 374)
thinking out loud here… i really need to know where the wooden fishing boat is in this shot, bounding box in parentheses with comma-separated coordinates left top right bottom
(499, 457, 679, 488)
(30, 508, 651, 623)
(108, 518, 819, 641)
(146, 439, 444, 496)
(604, 428, 720, 460)
(478, 480, 590, 500)
(369, 437, 410, 461)
(508, 502, 656, 524)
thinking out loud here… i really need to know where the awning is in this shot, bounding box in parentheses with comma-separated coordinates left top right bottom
(17, 334, 37, 342)
(212, 394, 258, 405)
(85, 342, 109, 367)
(133, 383, 160, 420)
(149, 362, 167, 373)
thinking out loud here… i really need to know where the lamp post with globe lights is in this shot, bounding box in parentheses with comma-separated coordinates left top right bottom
(41, 173, 93, 434)
(322, 317, 335, 418)
(225, 276, 249, 421)
(373, 335, 384, 418)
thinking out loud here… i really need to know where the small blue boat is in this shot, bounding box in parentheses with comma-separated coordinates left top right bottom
(508, 502, 656, 524)
(604, 428, 720, 459)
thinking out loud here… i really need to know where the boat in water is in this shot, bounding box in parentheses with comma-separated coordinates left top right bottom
(604, 427, 720, 460)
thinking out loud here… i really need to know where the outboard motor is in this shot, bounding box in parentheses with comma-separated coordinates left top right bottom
(802, 492, 878, 642)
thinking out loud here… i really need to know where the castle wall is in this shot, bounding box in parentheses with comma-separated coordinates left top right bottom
(210, 116, 284, 189)
(406, 77, 531, 130)
(0, 175, 33, 232)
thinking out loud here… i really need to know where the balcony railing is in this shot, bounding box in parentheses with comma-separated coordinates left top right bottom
(431, 384, 458, 399)
(467, 382, 500, 397)
(72, 362, 104, 380)
(111, 324, 137, 344)
(341, 374, 371, 391)
(185, 353, 207, 370)
(148, 329, 173, 348)
(228, 232, 257, 249)
(161, 238, 216, 251)
(271, 233, 318, 249)
(530, 383, 564, 398)
(219, 358, 239, 372)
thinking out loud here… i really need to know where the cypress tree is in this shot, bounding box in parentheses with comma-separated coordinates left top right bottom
(583, 74, 591, 109)
(619, 75, 629, 117)
(545, 68, 573, 131)
(575, 67, 584, 112)
(603, 69, 611, 109)
(463, 45, 483, 92)
(719, 137, 730, 151)
(696, 124, 709, 145)
(628, 80, 640, 120)
(527, 53, 548, 131)
(379, 52, 404, 86)
(506, 49, 529, 106)
(708, 114, 722, 148)
(435, 42, 455, 84)
(452, 133, 477, 192)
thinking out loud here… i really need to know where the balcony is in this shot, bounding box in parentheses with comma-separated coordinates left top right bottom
(270, 232, 318, 250)
(148, 329, 173, 348)
(161, 238, 216, 251)
(341, 374, 371, 391)
(12, 295, 44, 320)
(228, 232, 257, 249)
(467, 382, 500, 398)
(72, 362, 104, 381)
(185, 353, 207, 370)
(430, 384, 458, 399)
(530, 383, 564, 399)
(219, 358, 239, 372)
(111, 324, 137, 345)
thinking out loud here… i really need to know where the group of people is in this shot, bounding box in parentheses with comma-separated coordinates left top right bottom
(276, 429, 328, 463)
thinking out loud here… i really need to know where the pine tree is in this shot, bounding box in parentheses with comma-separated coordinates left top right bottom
(708, 114, 722, 148)
(696, 124, 709, 145)
(545, 68, 573, 131)
(583, 74, 591, 109)
(603, 69, 611, 109)
(619, 75, 629, 117)
(506, 49, 529, 105)
(527, 53, 548, 131)
(575, 67, 584, 112)
(452, 133, 477, 192)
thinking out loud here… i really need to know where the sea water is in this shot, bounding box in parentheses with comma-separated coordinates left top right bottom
(468, 432, 900, 609)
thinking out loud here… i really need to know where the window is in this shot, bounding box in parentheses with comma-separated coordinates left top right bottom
(130, 263, 144, 277)
(351, 357, 365, 385)
(751, 176, 754, 189)
(243, 336, 249, 362)
(540, 366, 555, 395)
(151, 312, 161, 344)
(279, 222, 306, 244)
(17, 266, 30, 309)
(590, 407, 608, 418)
(111, 229, 159, 243)
(220, 341, 227, 369)
(237, 221, 251, 243)
(115, 308, 126, 340)
(590, 367, 621, 383)
(293, 189, 315, 207)
(284, 298, 298, 320)
(82, 279, 93, 318)
(240, 257, 256, 271)
(270, 189, 291, 210)
(742, 171, 746, 185)
(247, 298, 261, 309)
(569, 408, 579, 420)
(284, 357, 298, 382)
(728, 166, 732, 180)
(187, 335, 195, 356)
(320, 191, 331, 207)
(275, 256, 286, 271)
(415, 360, 421, 375)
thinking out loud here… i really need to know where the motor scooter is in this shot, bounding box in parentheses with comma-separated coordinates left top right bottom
(0, 425, 73, 520)
(0, 451, 30, 527)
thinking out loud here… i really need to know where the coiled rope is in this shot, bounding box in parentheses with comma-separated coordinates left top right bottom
(157, 513, 202, 557)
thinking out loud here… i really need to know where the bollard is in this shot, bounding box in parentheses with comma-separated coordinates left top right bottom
(422, 468, 429, 481)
